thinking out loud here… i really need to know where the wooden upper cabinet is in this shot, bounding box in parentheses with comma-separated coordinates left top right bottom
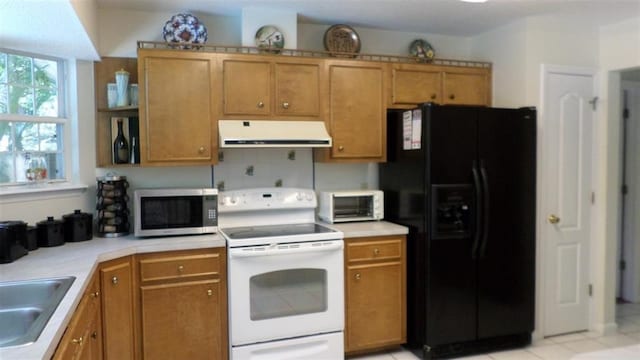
(389, 63, 491, 108)
(390, 64, 442, 105)
(138, 49, 217, 165)
(223, 59, 271, 115)
(220, 54, 322, 119)
(274, 62, 321, 116)
(442, 69, 491, 106)
(323, 61, 386, 162)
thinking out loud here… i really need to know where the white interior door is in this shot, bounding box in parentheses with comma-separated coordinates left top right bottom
(541, 65, 596, 336)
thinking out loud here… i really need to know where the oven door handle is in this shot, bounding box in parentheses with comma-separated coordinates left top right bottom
(229, 241, 343, 258)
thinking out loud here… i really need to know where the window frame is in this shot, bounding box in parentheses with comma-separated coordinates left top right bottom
(0, 48, 70, 187)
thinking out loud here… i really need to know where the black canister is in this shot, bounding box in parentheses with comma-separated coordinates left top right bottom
(63, 210, 93, 242)
(37, 216, 65, 247)
(0, 221, 29, 263)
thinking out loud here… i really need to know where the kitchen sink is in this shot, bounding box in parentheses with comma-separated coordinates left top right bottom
(0, 276, 75, 348)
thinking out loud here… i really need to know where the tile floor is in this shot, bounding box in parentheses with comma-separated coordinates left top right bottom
(350, 303, 640, 360)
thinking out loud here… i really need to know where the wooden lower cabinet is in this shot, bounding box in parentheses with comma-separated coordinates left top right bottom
(100, 256, 135, 360)
(137, 248, 228, 360)
(53, 273, 102, 360)
(344, 235, 406, 355)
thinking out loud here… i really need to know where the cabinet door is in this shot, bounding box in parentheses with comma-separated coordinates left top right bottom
(140, 280, 223, 360)
(223, 59, 271, 115)
(274, 62, 321, 117)
(327, 62, 386, 161)
(101, 258, 135, 360)
(391, 65, 442, 105)
(140, 51, 215, 164)
(442, 70, 491, 106)
(346, 262, 404, 352)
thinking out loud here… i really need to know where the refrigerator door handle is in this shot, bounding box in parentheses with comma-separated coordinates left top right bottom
(479, 160, 491, 258)
(471, 161, 483, 259)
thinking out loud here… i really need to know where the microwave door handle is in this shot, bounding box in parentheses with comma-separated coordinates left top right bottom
(229, 241, 344, 258)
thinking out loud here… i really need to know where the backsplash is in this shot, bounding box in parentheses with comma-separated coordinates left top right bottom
(213, 148, 313, 190)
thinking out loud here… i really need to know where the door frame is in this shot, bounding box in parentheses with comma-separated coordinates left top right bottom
(535, 64, 599, 339)
(620, 80, 640, 303)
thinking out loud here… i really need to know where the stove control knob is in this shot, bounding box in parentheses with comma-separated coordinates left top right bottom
(296, 192, 303, 201)
(305, 192, 314, 201)
(230, 197, 238, 205)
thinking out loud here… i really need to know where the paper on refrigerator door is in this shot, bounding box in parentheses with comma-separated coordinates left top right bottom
(403, 110, 412, 150)
(412, 109, 422, 149)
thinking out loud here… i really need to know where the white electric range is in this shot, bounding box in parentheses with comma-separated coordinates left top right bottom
(218, 187, 345, 360)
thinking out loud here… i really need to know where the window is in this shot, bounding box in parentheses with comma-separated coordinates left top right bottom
(0, 50, 66, 185)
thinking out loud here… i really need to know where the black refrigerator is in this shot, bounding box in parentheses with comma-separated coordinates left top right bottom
(379, 103, 536, 359)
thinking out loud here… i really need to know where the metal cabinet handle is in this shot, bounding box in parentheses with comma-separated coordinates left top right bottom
(282, 102, 290, 109)
(207, 289, 213, 297)
(355, 273, 361, 280)
(198, 146, 205, 154)
(72, 337, 83, 345)
(548, 214, 561, 224)
(91, 331, 98, 339)
(111, 276, 118, 285)
(338, 146, 344, 151)
(449, 94, 456, 100)
(90, 291, 100, 298)
(430, 94, 437, 100)
(257, 101, 264, 108)
(178, 265, 184, 273)
(373, 248, 380, 255)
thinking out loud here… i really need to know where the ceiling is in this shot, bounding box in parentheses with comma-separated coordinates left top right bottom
(96, 0, 640, 36)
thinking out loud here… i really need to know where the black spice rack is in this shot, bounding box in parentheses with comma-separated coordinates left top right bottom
(96, 175, 130, 237)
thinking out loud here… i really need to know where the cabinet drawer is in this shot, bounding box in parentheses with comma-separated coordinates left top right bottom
(139, 251, 221, 282)
(347, 238, 402, 263)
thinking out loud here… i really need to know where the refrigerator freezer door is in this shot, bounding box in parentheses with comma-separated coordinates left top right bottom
(475, 108, 536, 338)
(425, 105, 479, 346)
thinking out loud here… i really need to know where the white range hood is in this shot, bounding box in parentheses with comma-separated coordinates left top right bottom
(218, 120, 332, 148)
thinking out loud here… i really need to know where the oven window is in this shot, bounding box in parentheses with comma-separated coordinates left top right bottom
(249, 269, 327, 320)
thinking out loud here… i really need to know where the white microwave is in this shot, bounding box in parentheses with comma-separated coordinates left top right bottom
(318, 190, 384, 223)
(134, 188, 218, 237)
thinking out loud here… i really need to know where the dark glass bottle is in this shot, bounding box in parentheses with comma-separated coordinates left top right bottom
(113, 119, 129, 164)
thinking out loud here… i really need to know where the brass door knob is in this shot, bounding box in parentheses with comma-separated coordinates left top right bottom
(207, 289, 213, 296)
(373, 248, 380, 256)
(355, 273, 361, 280)
(72, 337, 83, 345)
(111, 276, 118, 285)
(178, 265, 184, 273)
(338, 146, 344, 152)
(257, 101, 264, 108)
(548, 214, 560, 224)
(282, 102, 290, 109)
(198, 146, 205, 154)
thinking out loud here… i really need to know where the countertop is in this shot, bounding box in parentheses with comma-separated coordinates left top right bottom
(0, 220, 407, 359)
(0, 233, 225, 360)
(326, 220, 409, 238)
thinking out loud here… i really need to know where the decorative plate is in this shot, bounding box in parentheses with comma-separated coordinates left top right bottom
(409, 39, 435, 62)
(323, 24, 361, 57)
(255, 25, 285, 52)
(162, 13, 207, 45)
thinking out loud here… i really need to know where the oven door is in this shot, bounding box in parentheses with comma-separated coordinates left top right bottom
(228, 239, 344, 346)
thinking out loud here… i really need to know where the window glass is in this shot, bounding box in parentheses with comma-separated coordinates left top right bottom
(0, 50, 65, 185)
